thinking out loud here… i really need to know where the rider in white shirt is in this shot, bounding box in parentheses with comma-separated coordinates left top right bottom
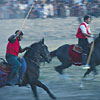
(76, 15, 94, 69)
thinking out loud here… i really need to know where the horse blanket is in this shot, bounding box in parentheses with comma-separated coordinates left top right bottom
(0, 62, 11, 86)
(69, 45, 82, 66)
(0, 57, 26, 87)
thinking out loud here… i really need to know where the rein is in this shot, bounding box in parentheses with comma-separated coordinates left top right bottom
(30, 58, 46, 68)
(31, 59, 40, 67)
(25, 55, 45, 68)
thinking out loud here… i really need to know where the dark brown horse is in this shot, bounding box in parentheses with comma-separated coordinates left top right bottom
(50, 34, 100, 88)
(0, 39, 56, 100)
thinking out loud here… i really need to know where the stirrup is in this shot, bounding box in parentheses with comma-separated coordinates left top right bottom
(82, 64, 90, 69)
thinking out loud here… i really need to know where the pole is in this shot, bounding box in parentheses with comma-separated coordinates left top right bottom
(20, 4, 34, 31)
(86, 41, 94, 65)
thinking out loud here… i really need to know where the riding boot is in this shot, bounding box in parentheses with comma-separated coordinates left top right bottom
(82, 53, 87, 65)
(6, 71, 17, 86)
(82, 53, 90, 69)
(18, 57, 27, 85)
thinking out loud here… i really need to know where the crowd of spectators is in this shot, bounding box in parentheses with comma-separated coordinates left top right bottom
(0, 0, 100, 20)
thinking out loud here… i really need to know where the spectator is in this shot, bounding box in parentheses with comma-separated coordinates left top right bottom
(78, 1, 87, 23)
(2, 2, 10, 19)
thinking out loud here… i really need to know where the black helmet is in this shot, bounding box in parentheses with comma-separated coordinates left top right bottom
(15, 30, 24, 35)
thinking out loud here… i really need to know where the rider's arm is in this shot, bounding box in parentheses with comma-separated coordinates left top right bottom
(80, 25, 91, 37)
(19, 46, 29, 53)
(8, 34, 17, 43)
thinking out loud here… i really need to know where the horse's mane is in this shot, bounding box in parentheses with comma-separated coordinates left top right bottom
(23, 41, 43, 61)
(30, 42, 39, 48)
(24, 42, 39, 58)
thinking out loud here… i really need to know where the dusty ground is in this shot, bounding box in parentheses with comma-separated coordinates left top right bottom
(0, 17, 100, 100)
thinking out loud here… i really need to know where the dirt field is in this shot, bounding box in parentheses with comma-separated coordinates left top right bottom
(0, 17, 100, 100)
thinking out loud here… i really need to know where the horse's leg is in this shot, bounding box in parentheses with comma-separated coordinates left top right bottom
(29, 79, 56, 100)
(83, 68, 92, 78)
(83, 65, 98, 78)
(55, 63, 72, 80)
(55, 62, 72, 75)
(55, 65, 63, 74)
(80, 66, 96, 89)
(80, 68, 93, 89)
(36, 80, 56, 99)
(30, 84, 39, 100)
(18, 73, 29, 86)
(92, 67, 98, 76)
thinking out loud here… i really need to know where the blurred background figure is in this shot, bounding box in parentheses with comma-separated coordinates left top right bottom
(43, 0, 54, 18)
(78, 0, 87, 23)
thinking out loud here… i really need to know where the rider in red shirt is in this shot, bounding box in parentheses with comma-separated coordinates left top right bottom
(6, 30, 29, 85)
(76, 15, 94, 69)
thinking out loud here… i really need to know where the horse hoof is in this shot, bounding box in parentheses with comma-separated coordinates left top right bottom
(93, 73, 99, 78)
(35, 98, 40, 100)
(6, 81, 15, 86)
(79, 84, 84, 90)
(36, 98, 40, 100)
(55, 67, 63, 74)
(60, 74, 70, 80)
(50, 94, 56, 99)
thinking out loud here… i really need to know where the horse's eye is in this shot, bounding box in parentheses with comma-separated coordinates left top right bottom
(42, 44, 44, 47)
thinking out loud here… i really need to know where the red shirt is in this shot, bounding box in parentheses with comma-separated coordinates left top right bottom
(76, 22, 91, 38)
(6, 38, 20, 56)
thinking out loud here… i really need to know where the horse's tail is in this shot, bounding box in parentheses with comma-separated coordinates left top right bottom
(50, 50, 57, 58)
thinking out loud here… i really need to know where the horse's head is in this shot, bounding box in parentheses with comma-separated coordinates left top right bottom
(94, 33, 100, 41)
(38, 38, 51, 63)
(24, 39, 51, 63)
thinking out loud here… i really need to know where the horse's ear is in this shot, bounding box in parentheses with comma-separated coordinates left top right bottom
(41, 38, 44, 44)
(99, 33, 100, 37)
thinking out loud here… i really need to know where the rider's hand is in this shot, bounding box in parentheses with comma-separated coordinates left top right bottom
(13, 34, 18, 38)
(90, 35, 94, 38)
(16, 31, 21, 36)
(91, 35, 96, 41)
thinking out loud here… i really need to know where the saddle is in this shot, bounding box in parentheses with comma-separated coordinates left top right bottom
(0, 58, 22, 72)
(0, 57, 26, 87)
(69, 45, 82, 66)
(72, 44, 82, 54)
